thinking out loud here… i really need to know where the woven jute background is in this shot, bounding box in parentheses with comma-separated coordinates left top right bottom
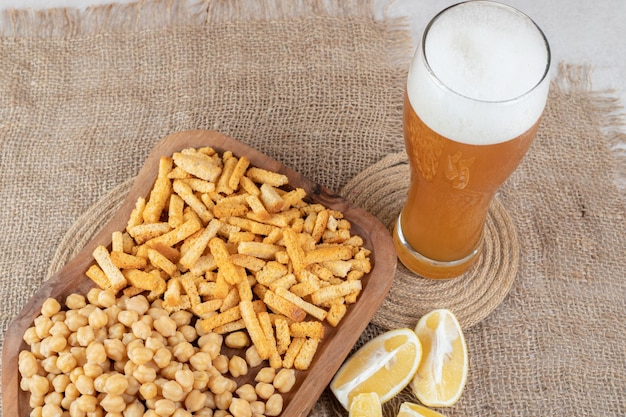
(1, 0, 625, 416)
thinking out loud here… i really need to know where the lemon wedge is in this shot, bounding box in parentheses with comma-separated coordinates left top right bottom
(410, 309, 468, 407)
(330, 327, 422, 409)
(349, 392, 383, 417)
(397, 401, 447, 417)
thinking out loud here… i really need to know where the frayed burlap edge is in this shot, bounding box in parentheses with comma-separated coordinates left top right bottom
(553, 63, 626, 204)
(0, 0, 381, 38)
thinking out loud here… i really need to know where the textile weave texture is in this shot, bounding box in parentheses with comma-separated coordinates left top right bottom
(1, 1, 625, 416)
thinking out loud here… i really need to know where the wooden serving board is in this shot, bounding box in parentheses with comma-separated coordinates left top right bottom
(2, 130, 397, 417)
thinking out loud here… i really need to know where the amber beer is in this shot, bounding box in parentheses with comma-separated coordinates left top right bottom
(393, 1, 551, 279)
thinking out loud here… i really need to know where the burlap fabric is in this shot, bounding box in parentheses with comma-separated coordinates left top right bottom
(1, 1, 625, 416)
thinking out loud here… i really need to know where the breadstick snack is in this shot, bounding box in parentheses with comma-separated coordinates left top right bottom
(14, 135, 382, 417)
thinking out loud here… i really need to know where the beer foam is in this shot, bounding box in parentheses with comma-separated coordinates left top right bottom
(407, 1, 551, 145)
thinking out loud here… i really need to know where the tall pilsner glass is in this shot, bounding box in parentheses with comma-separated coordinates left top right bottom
(393, 1, 551, 279)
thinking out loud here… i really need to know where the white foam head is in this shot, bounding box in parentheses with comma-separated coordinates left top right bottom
(407, 1, 551, 145)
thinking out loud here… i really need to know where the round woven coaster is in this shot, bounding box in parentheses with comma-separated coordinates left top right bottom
(341, 151, 520, 329)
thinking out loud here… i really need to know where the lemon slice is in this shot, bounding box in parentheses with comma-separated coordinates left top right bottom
(410, 309, 468, 407)
(397, 401, 447, 417)
(349, 392, 383, 417)
(330, 328, 422, 409)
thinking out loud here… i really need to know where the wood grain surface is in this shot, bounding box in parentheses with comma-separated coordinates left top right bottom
(2, 130, 397, 417)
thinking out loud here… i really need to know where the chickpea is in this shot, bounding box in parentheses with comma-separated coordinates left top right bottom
(244, 345, 263, 368)
(97, 290, 117, 308)
(18, 350, 39, 378)
(229, 397, 252, 417)
(249, 400, 265, 415)
(104, 373, 129, 395)
(65, 293, 86, 310)
(175, 368, 195, 391)
(209, 374, 231, 395)
(88, 307, 109, 329)
(128, 346, 154, 365)
(103, 338, 126, 362)
(154, 399, 176, 417)
(229, 355, 248, 378)
(153, 315, 177, 337)
(76, 394, 98, 413)
(23, 326, 41, 345)
(41, 298, 61, 318)
(254, 367, 275, 384)
(133, 364, 157, 383)
(30, 374, 50, 397)
(86, 288, 102, 306)
(264, 393, 283, 416)
(213, 354, 230, 374)
(126, 295, 150, 315)
(41, 403, 63, 417)
(139, 382, 158, 400)
(161, 361, 183, 380)
(34, 316, 53, 339)
(148, 306, 169, 321)
(51, 374, 71, 393)
(184, 389, 207, 412)
(30, 406, 44, 417)
(145, 335, 166, 351)
(78, 304, 96, 319)
(93, 373, 109, 392)
(198, 333, 223, 359)
(117, 310, 139, 328)
(273, 368, 296, 393)
(65, 311, 88, 332)
(214, 390, 233, 410)
(107, 322, 126, 340)
(29, 394, 45, 409)
(213, 411, 230, 417)
(68, 401, 85, 417)
(70, 346, 87, 367)
(225, 331, 250, 349)
(167, 331, 187, 346)
(86, 341, 107, 364)
(47, 335, 67, 353)
(162, 380, 185, 402)
(43, 391, 63, 406)
(76, 325, 95, 346)
(125, 375, 141, 396)
(48, 321, 70, 338)
(100, 394, 126, 413)
(192, 370, 210, 390)
(172, 410, 192, 417)
(236, 384, 257, 402)
(255, 382, 274, 400)
(124, 400, 145, 417)
(172, 341, 195, 362)
(189, 351, 212, 371)
(84, 362, 104, 379)
(64, 382, 79, 400)
(153, 347, 172, 369)
(170, 310, 193, 327)
(179, 325, 197, 342)
(75, 374, 95, 395)
(131, 320, 152, 340)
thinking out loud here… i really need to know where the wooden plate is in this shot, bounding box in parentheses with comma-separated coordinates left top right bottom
(2, 130, 397, 417)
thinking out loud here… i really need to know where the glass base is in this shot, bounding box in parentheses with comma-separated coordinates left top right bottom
(392, 213, 482, 279)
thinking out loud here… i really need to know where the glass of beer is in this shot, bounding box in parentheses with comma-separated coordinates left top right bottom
(393, 1, 551, 279)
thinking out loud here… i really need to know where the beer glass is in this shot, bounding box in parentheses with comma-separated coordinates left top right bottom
(393, 1, 551, 279)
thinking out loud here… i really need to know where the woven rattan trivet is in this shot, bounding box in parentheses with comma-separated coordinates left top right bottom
(340, 151, 520, 329)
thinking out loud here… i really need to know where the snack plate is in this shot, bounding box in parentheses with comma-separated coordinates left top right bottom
(2, 129, 397, 417)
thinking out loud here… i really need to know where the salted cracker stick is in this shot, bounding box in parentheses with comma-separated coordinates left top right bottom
(92, 245, 127, 292)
